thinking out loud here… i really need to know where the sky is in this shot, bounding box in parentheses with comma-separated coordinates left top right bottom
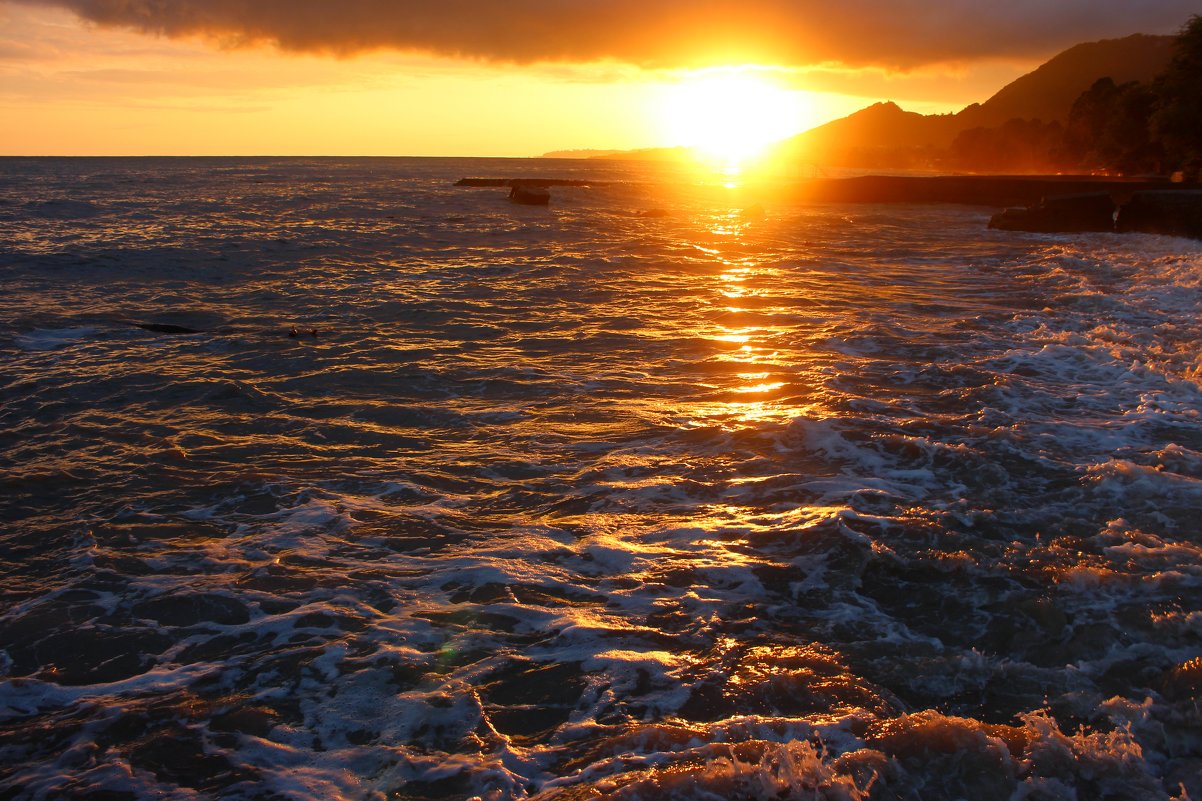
(0, 0, 1196, 156)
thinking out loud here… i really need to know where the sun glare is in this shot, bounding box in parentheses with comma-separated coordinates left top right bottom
(658, 69, 811, 167)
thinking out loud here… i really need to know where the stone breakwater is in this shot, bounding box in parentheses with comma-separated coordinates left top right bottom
(990, 189, 1202, 240)
(781, 175, 1202, 239)
(790, 175, 1175, 208)
(457, 174, 1202, 238)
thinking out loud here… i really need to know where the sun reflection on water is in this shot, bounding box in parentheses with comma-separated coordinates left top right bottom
(655, 206, 829, 433)
(721, 162, 742, 190)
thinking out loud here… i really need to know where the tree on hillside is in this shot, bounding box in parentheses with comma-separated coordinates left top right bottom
(1152, 14, 1202, 173)
(1065, 77, 1159, 173)
(947, 119, 1064, 173)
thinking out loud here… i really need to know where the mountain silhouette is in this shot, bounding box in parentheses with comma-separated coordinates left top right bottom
(962, 34, 1176, 127)
(772, 33, 1174, 166)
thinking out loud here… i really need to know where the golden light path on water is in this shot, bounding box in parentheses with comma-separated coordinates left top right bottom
(685, 198, 823, 434)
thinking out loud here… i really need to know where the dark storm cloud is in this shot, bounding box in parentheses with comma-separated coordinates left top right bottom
(6, 0, 1197, 67)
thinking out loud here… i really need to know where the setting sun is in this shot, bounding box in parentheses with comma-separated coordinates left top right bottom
(657, 69, 812, 164)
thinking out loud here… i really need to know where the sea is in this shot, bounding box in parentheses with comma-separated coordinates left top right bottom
(1, 156, 1200, 801)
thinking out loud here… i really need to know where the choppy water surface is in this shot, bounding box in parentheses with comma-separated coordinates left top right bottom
(1, 157, 1201, 800)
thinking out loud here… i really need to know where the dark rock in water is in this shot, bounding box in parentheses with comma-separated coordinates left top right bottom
(989, 187, 1202, 239)
(1115, 190, 1202, 239)
(988, 192, 1117, 233)
(988, 208, 1029, 230)
(133, 322, 203, 335)
(509, 185, 551, 206)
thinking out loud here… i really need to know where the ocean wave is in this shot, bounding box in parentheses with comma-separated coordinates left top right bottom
(0, 157, 1199, 800)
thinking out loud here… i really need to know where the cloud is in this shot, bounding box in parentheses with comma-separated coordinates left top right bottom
(4, 0, 1197, 68)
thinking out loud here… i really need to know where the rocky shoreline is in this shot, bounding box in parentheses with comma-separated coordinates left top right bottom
(801, 176, 1202, 239)
(455, 174, 1202, 239)
(989, 188, 1202, 239)
(788, 174, 1170, 207)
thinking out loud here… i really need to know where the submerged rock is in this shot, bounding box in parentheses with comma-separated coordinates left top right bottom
(133, 322, 203, 335)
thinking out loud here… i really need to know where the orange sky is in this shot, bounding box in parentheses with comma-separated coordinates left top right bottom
(0, 2, 1193, 156)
